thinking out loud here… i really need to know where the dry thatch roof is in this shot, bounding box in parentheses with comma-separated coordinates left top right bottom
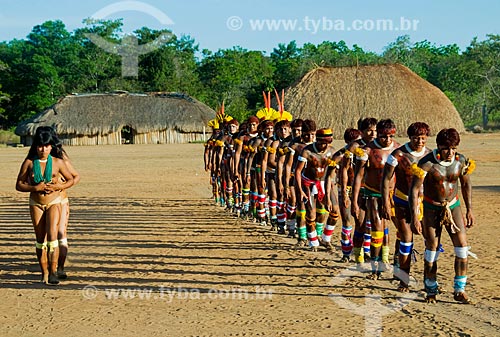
(15, 92, 216, 136)
(277, 64, 465, 137)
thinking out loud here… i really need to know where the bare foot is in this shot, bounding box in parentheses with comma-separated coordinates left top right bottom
(295, 239, 307, 247)
(397, 283, 410, 293)
(454, 292, 474, 304)
(340, 256, 350, 263)
(366, 273, 380, 280)
(40, 273, 49, 284)
(321, 240, 334, 251)
(425, 294, 437, 303)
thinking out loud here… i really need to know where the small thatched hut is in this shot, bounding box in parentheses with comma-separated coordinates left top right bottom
(279, 64, 465, 137)
(15, 92, 215, 146)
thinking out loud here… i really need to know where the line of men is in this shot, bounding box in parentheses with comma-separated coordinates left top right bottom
(204, 114, 475, 304)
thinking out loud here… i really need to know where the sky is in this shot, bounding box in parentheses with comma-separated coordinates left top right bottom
(0, 0, 499, 55)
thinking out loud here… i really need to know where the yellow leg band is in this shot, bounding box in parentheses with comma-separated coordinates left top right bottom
(35, 242, 47, 250)
(381, 246, 390, 263)
(371, 231, 384, 248)
(317, 207, 328, 215)
(47, 240, 59, 252)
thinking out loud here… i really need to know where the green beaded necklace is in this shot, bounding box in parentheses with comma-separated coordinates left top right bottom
(33, 154, 53, 183)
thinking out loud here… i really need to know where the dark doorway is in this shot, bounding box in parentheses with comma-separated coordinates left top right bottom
(121, 125, 134, 144)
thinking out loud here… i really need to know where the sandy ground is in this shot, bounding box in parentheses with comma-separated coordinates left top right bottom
(0, 133, 499, 337)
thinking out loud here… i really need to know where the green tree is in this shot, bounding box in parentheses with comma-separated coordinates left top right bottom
(136, 28, 203, 96)
(198, 47, 274, 121)
(72, 19, 123, 92)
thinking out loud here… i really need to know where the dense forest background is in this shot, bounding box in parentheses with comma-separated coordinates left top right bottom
(0, 19, 499, 130)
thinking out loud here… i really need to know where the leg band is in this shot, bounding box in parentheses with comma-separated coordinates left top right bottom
(47, 240, 59, 252)
(454, 275, 467, 293)
(58, 238, 68, 247)
(454, 246, 468, 259)
(353, 247, 364, 263)
(307, 230, 319, 247)
(298, 226, 307, 239)
(424, 249, 439, 263)
(424, 278, 439, 295)
(321, 224, 335, 242)
(353, 230, 363, 239)
(370, 231, 384, 248)
(315, 222, 324, 237)
(35, 241, 47, 250)
(399, 241, 413, 256)
(381, 246, 390, 263)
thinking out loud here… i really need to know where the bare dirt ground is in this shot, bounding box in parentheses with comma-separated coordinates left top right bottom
(0, 133, 499, 337)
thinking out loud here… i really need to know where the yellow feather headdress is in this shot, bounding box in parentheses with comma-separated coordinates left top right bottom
(274, 89, 293, 122)
(256, 91, 278, 121)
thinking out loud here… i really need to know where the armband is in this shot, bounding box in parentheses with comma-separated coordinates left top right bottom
(353, 147, 368, 161)
(463, 159, 476, 175)
(266, 146, 277, 154)
(410, 163, 427, 179)
(298, 156, 307, 162)
(386, 154, 398, 167)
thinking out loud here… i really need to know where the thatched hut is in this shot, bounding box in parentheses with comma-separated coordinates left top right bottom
(278, 64, 465, 137)
(15, 92, 215, 146)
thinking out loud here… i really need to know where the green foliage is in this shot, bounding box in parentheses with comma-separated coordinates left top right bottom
(198, 46, 274, 121)
(0, 19, 499, 129)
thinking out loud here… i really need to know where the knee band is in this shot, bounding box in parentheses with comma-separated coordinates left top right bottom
(353, 230, 363, 239)
(454, 246, 468, 259)
(399, 242, 413, 256)
(384, 227, 389, 235)
(47, 240, 59, 252)
(329, 211, 340, 221)
(424, 249, 440, 263)
(317, 207, 328, 215)
(59, 238, 68, 247)
(35, 241, 47, 250)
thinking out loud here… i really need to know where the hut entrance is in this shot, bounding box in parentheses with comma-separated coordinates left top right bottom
(121, 125, 134, 144)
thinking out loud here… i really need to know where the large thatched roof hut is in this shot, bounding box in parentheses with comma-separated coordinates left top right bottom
(279, 64, 465, 137)
(15, 92, 215, 145)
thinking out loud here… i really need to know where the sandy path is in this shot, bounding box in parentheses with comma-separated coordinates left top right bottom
(0, 135, 499, 336)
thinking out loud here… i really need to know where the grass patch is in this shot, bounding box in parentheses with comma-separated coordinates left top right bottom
(0, 130, 20, 144)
